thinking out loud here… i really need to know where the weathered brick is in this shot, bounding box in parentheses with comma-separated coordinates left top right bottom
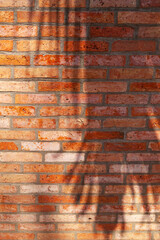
(40, 106, 81, 116)
(13, 118, 56, 129)
(14, 68, 59, 78)
(39, 0, 86, 8)
(118, 12, 160, 24)
(62, 68, 107, 79)
(15, 94, 57, 104)
(38, 82, 80, 92)
(90, 0, 136, 7)
(0, 26, 38, 37)
(83, 82, 127, 92)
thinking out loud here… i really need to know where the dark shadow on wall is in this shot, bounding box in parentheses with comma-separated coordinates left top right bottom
(10, 1, 160, 240)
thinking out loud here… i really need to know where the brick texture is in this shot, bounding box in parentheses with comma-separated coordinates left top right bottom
(0, 1, 159, 240)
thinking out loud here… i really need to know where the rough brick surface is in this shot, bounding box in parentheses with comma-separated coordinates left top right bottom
(0, 0, 159, 239)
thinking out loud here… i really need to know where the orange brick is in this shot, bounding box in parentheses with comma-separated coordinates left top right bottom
(40, 175, 81, 184)
(58, 223, 93, 231)
(0, 81, 35, 92)
(96, 223, 132, 231)
(0, 195, 35, 203)
(63, 142, 102, 151)
(59, 205, 96, 214)
(17, 40, 60, 52)
(18, 223, 55, 231)
(0, 204, 16, 212)
(149, 118, 160, 128)
(0, 55, 30, 65)
(77, 233, 112, 240)
(0, 40, 13, 51)
(0, 106, 35, 116)
(0, 186, 17, 193)
(0, 152, 42, 162)
(0, 130, 35, 140)
(0, 26, 38, 37)
(13, 118, 56, 129)
(0, 12, 13, 23)
(0, 174, 37, 183)
(0, 0, 34, 7)
(15, 94, 57, 104)
(17, 11, 64, 23)
(41, 26, 86, 38)
(0, 233, 35, 240)
(38, 195, 77, 204)
(0, 163, 20, 172)
(40, 106, 81, 116)
(34, 55, 80, 66)
(0, 142, 18, 150)
(127, 175, 160, 184)
(68, 11, 114, 23)
(38, 131, 82, 141)
(38, 82, 80, 92)
(39, 0, 86, 7)
(59, 118, 101, 129)
(14, 68, 59, 78)
(62, 68, 107, 79)
(66, 164, 106, 173)
(37, 233, 74, 240)
(0, 223, 15, 231)
(24, 164, 64, 173)
(20, 205, 56, 212)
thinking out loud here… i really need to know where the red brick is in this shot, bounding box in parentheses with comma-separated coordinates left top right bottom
(0, 195, 35, 204)
(62, 185, 102, 194)
(112, 40, 155, 52)
(130, 55, 160, 66)
(105, 142, 146, 151)
(118, 12, 160, 24)
(127, 131, 160, 140)
(139, 27, 160, 38)
(63, 142, 102, 151)
(39, 0, 86, 7)
(152, 165, 160, 173)
(0, 224, 15, 231)
(86, 106, 128, 116)
(84, 55, 125, 66)
(110, 68, 153, 79)
(105, 185, 143, 194)
(40, 175, 81, 184)
(127, 153, 160, 162)
(68, 12, 114, 23)
(96, 223, 132, 231)
(0, 204, 17, 212)
(0, 186, 17, 193)
(60, 94, 102, 104)
(90, 0, 136, 7)
(84, 175, 123, 184)
(100, 205, 137, 213)
(20, 205, 56, 212)
(127, 175, 160, 184)
(40, 106, 81, 116)
(17, 11, 64, 23)
(13, 118, 56, 129)
(103, 118, 146, 128)
(106, 94, 148, 104)
(141, 0, 160, 7)
(62, 68, 107, 79)
(0, 0, 34, 7)
(83, 82, 127, 92)
(151, 94, 160, 104)
(38, 82, 80, 92)
(38, 195, 76, 204)
(64, 41, 109, 52)
(90, 26, 134, 38)
(41, 26, 86, 38)
(132, 107, 160, 116)
(87, 153, 124, 162)
(34, 55, 80, 66)
(85, 131, 124, 140)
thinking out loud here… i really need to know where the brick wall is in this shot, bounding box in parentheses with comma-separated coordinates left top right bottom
(0, 0, 160, 239)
